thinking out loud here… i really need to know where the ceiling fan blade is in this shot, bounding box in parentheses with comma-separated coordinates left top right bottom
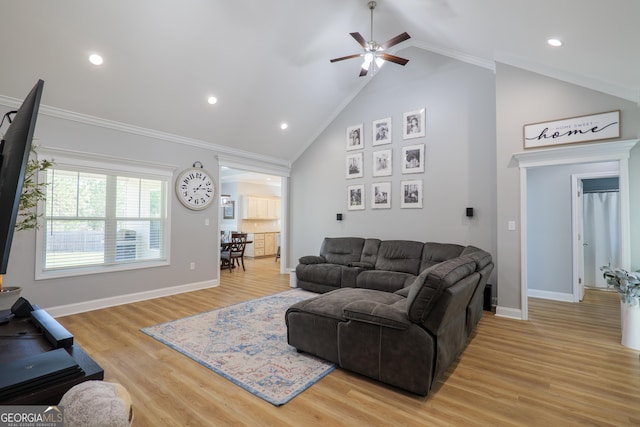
(359, 67, 369, 77)
(380, 32, 411, 49)
(381, 53, 409, 66)
(330, 53, 362, 63)
(350, 32, 367, 48)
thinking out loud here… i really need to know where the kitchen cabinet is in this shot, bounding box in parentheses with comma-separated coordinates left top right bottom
(241, 196, 280, 219)
(245, 232, 279, 258)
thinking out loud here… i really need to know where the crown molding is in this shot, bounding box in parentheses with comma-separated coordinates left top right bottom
(0, 95, 291, 173)
(409, 40, 495, 71)
(495, 51, 640, 105)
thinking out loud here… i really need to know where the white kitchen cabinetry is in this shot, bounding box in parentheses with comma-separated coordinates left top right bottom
(245, 232, 279, 258)
(242, 196, 280, 220)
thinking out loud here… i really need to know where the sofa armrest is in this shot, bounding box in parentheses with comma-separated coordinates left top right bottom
(347, 261, 374, 269)
(298, 255, 326, 265)
(343, 300, 410, 330)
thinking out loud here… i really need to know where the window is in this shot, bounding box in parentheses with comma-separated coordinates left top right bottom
(36, 150, 171, 279)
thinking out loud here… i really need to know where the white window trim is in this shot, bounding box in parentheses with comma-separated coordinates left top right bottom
(35, 147, 175, 280)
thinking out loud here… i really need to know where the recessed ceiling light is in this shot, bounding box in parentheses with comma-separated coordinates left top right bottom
(280, 123, 288, 130)
(547, 38, 563, 47)
(89, 54, 103, 65)
(207, 96, 218, 105)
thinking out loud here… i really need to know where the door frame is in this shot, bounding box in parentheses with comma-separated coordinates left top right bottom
(512, 139, 637, 320)
(571, 171, 620, 302)
(217, 155, 291, 275)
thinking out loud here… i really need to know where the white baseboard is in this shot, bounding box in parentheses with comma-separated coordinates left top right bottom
(527, 289, 574, 302)
(45, 279, 219, 318)
(495, 306, 523, 320)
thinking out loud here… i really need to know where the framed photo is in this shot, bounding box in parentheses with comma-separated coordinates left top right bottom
(523, 110, 620, 149)
(372, 117, 392, 146)
(401, 144, 425, 174)
(401, 180, 423, 208)
(346, 123, 364, 151)
(371, 182, 391, 209)
(402, 108, 425, 139)
(347, 184, 365, 210)
(372, 149, 392, 177)
(223, 201, 235, 219)
(346, 152, 364, 179)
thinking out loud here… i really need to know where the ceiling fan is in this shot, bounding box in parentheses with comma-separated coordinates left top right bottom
(330, 1, 410, 77)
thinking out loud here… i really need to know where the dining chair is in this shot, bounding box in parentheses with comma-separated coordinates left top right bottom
(221, 233, 247, 271)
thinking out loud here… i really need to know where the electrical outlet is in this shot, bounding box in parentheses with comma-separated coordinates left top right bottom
(190, 262, 196, 270)
(205, 218, 209, 226)
(508, 220, 516, 231)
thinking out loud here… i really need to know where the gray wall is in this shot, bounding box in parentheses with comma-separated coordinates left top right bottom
(496, 63, 640, 311)
(3, 113, 221, 309)
(289, 47, 497, 268)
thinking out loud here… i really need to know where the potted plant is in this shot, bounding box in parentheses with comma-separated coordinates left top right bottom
(0, 147, 52, 309)
(601, 264, 640, 350)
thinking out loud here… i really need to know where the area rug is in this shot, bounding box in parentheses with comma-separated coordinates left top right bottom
(140, 289, 335, 406)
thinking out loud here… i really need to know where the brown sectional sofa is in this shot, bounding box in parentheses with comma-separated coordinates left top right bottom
(286, 237, 493, 396)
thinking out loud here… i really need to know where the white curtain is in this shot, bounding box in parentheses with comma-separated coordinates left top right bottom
(583, 191, 620, 287)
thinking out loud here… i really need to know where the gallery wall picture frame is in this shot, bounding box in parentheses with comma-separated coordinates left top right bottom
(401, 179, 423, 209)
(372, 117, 392, 146)
(347, 184, 365, 210)
(402, 108, 425, 139)
(346, 123, 364, 151)
(372, 149, 393, 177)
(401, 143, 425, 174)
(223, 200, 235, 219)
(346, 152, 364, 179)
(371, 182, 391, 209)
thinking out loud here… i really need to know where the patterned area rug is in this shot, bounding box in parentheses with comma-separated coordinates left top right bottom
(141, 289, 335, 406)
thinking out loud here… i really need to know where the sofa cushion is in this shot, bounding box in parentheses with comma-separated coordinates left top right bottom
(360, 239, 381, 265)
(461, 245, 492, 270)
(356, 270, 415, 293)
(374, 240, 424, 275)
(420, 242, 465, 271)
(296, 263, 342, 287)
(343, 299, 409, 329)
(406, 258, 475, 323)
(320, 237, 365, 265)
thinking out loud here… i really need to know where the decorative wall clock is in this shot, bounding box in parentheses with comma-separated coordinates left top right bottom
(175, 162, 215, 210)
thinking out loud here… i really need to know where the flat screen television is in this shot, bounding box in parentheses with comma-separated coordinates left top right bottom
(0, 80, 45, 275)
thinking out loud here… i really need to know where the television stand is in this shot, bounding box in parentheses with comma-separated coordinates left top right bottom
(0, 308, 104, 405)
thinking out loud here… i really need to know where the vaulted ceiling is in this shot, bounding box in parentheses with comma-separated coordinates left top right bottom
(1, 1, 638, 164)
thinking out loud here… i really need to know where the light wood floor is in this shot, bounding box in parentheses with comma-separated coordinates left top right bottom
(57, 258, 640, 426)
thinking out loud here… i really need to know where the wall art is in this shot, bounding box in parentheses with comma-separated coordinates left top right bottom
(401, 144, 424, 174)
(523, 110, 620, 149)
(371, 182, 391, 209)
(402, 108, 425, 139)
(372, 149, 392, 177)
(347, 184, 365, 210)
(346, 152, 364, 179)
(223, 200, 235, 219)
(372, 117, 392, 146)
(346, 123, 364, 151)
(401, 179, 423, 208)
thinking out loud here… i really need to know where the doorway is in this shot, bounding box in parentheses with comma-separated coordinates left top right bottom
(219, 167, 286, 274)
(513, 139, 636, 320)
(581, 176, 621, 289)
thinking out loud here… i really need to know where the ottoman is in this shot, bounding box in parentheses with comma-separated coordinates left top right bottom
(285, 288, 405, 364)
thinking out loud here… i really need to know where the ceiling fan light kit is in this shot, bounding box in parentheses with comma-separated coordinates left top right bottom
(330, 1, 410, 77)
